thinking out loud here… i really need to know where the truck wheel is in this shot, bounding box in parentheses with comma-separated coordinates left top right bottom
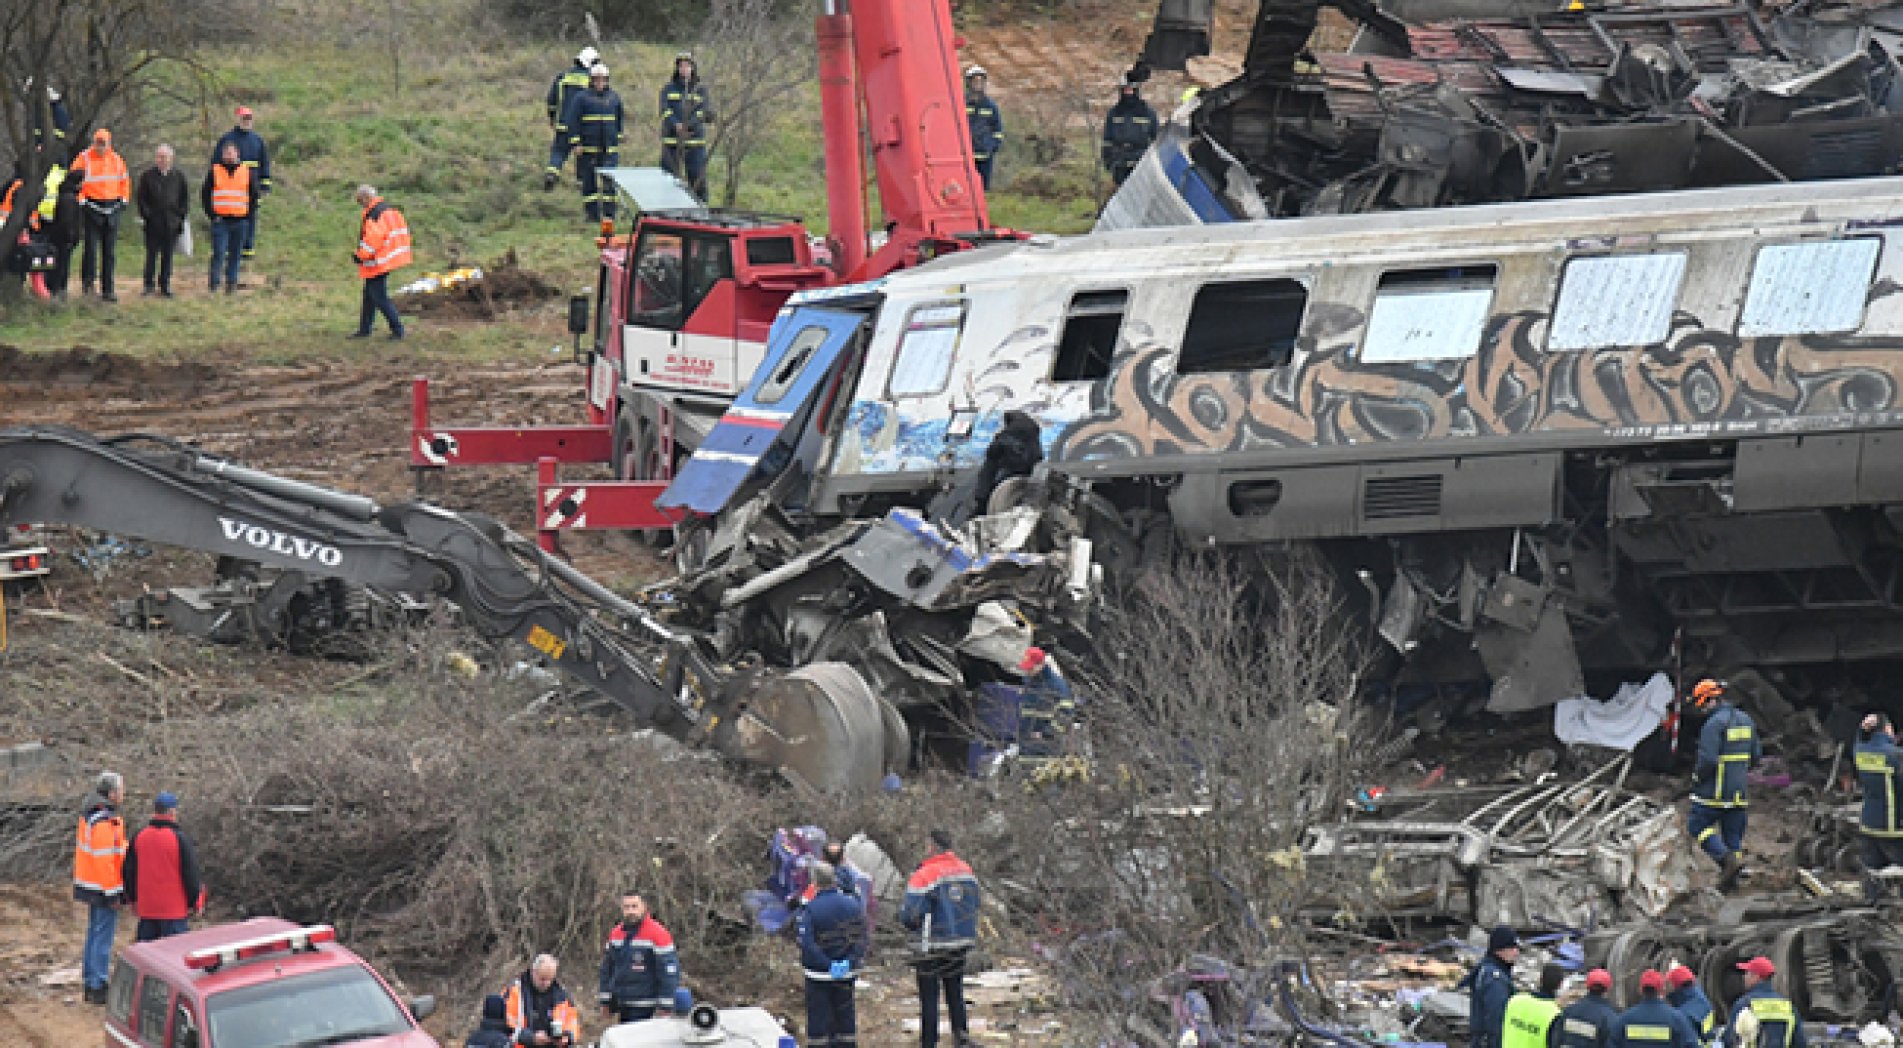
(612, 412, 668, 547)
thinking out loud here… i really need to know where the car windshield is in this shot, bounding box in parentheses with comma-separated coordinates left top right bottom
(207, 964, 411, 1048)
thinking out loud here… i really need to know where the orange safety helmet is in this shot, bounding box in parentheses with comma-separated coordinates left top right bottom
(1690, 678, 1727, 707)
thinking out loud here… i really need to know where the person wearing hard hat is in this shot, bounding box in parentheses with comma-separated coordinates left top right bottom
(1685, 677, 1759, 890)
(964, 65, 1002, 189)
(1101, 76, 1158, 186)
(558, 63, 624, 225)
(211, 106, 271, 260)
(1726, 957, 1805, 1048)
(659, 52, 713, 200)
(545, 46, 598, 189)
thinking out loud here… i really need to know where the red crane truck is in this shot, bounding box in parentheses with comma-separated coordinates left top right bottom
(409, 0, 1010, 551)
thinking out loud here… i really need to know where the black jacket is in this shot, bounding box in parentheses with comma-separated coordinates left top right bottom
(200, 160, 259, 221)
(973, 410, 1044, 509)
(465, 1018, 513, 1048)
(48, 177, 84, 248)
(1101, 94, 1159, 167)
(137, 166, 189, 237)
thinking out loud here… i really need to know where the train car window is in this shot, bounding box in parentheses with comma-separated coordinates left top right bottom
(1738, 238, 1881, 337)
(756, 325, 828, 405)
(1548, 253, 1686, 350)
(1052, 290, 1129, 382)
(888, 302, 966, 396)
(746, 237, 798, 266)
(1361, 265, 1498, 363)
(1178, 279, 1307, 374)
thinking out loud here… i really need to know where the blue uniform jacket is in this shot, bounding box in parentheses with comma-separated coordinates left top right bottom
(1610, 997, 1702, 1048)
(965, 92, 1003, 161)
(1694, 704, 1760, 806)
(1727, 984, 1807, 1048)
(211, 127, 271, 192)
(1461, 954, 1516, 1048)
(659, 77, 713, 147)
(1856, 734, 1903, 836)
(1557, 995, 1619, 1048)
(901, 851, 981, 955)
(561, 88, 625, 156)
(1669, 984, 1715, 1036)
(548, 62, 590, 126)
(797, 887, 867, 979)
(464, 1018, 513, 1048)
(596, 916, 678, 1011)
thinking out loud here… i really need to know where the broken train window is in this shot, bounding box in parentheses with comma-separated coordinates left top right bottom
(1178, 278, 1307, 374)
(1051, 289, 1130, 382)
(754, 325, 830, 405)
(1547, 252, 1687, 351)
(887, 301, 967, 397)
(1360, 264, 1499, 364)
(1737, 238, 1881, 338)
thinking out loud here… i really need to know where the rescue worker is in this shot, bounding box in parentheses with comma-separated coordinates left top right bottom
(597, 892, 679, 1023)
(972, 410, 1043, 513)
(546, 47, 598, 188)
(73, 770, 127, 1005)
(201, 141, 257, 294)
(348, 184, 412, 340)
(1726, 956, 1805, 1048)
(504, 954, 580, 1046)
(559, 63, 624, 224)
(467, 994, 515, 1048)
(70, 128, 130, 302)
(1460, 926, 1520, 1048)
(1686, 678, 1760, 888)
(659, 52, 713, 200)
(121, 791, 204, 942)
(211, 107, 271, 260)
(1611, 970, 1702, 1048)
(1100, 77, 1158, 186)
(27, 81, 71, 152)
(136, 144, 187, 297)
(1503, 963, 1565, 1048)
(798, 862, 867, 1048)
(44, 168, 84, 300)
(1854, 712, 1903, 901)
(1557, 969, 1619, 1048)
(964, 66, 1003, 189)
(1018, 646, 1076, 758)
(902, 829, 982, 1048)
(1665, 965, 1715, 1040)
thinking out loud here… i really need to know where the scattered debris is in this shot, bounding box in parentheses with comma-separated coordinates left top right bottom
(396, 249, 560, 319)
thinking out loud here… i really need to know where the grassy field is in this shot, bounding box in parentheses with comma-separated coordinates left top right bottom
(1, 11, 1104, 363)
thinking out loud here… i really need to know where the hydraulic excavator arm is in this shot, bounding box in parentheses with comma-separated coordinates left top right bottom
(0, 427, 897, 791)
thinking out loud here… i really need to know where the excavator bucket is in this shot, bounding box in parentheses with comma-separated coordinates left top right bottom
(734, 663, 905, 794)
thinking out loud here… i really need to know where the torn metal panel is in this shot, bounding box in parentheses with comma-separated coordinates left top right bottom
(1477, 599, 1585, 713)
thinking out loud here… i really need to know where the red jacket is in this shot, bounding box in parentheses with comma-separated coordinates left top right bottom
(122, 814, 204, 920)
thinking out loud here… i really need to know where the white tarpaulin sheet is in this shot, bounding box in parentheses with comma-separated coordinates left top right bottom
(1552, 672, 1673, 750)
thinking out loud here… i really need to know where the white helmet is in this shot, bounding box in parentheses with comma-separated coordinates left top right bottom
(577, 46, 599, 66)
(590, 63, 610, 79)
(965, 64, 987, 79)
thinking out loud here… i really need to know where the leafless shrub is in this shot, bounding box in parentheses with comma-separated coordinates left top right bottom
(693, 0, 815, 207)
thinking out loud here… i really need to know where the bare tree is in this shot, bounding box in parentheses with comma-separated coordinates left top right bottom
(693, 0, 815, 208)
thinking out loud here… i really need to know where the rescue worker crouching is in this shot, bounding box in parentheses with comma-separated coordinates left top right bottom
(1854, 712, 1903, 901)
(1557, 969, 1618, 1048)
(1726, 956, 1805, 1048)
(597, 892, 679, 1023)
(1686, 677, 1759, 889)
(1501, 963, 1566, 1048)
(558, 63, 624, 225)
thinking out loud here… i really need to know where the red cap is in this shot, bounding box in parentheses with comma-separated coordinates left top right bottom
(1586, 969, 1613, 991)
(1737, 956, 1776, 979)
(1019, 646, 1047, 673)
(1640, 970, 1665, 992)
(236, 106, 254, 118)
(1667, 965, 1697, 989)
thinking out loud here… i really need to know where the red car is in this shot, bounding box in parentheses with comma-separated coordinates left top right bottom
(104, 919, 439, 1048)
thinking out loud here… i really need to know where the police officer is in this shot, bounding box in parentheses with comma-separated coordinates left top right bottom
(1665, 965, 1714, 1040)
(1686, 678, 1759, 888)
(1557, 969, 1619, 1048)
(1726, 956, 1805, 1048)
(1610, 970, 1701, 1048)
(1502, 964, 1566, 1048)
(1100, 77, 1158, 186)
(964, 66, 1003, 189)
(659, 52, 713, 200)
(558, 64, 624, 225)
(1461, 926, 1520, 1048)
(1854, 712, 1903, 901)
(546, 47, 598, 189)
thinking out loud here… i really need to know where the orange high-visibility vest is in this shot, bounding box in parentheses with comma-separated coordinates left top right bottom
(72, 148, 129, 203)
(73, 808, 128, 901)
(210, 164, 251, 217)
(0, 179, 15, 224)
(355, 199, 413, 278)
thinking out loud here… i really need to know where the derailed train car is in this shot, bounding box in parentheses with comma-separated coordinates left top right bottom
(667, 175, 1903, 712)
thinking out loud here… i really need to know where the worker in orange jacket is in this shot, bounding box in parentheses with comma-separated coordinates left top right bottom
(504, 955, 582, 1046)
(70, 128, 130, 301)
(74, 771, 127, 1004)
(348, 184, 412, 340)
